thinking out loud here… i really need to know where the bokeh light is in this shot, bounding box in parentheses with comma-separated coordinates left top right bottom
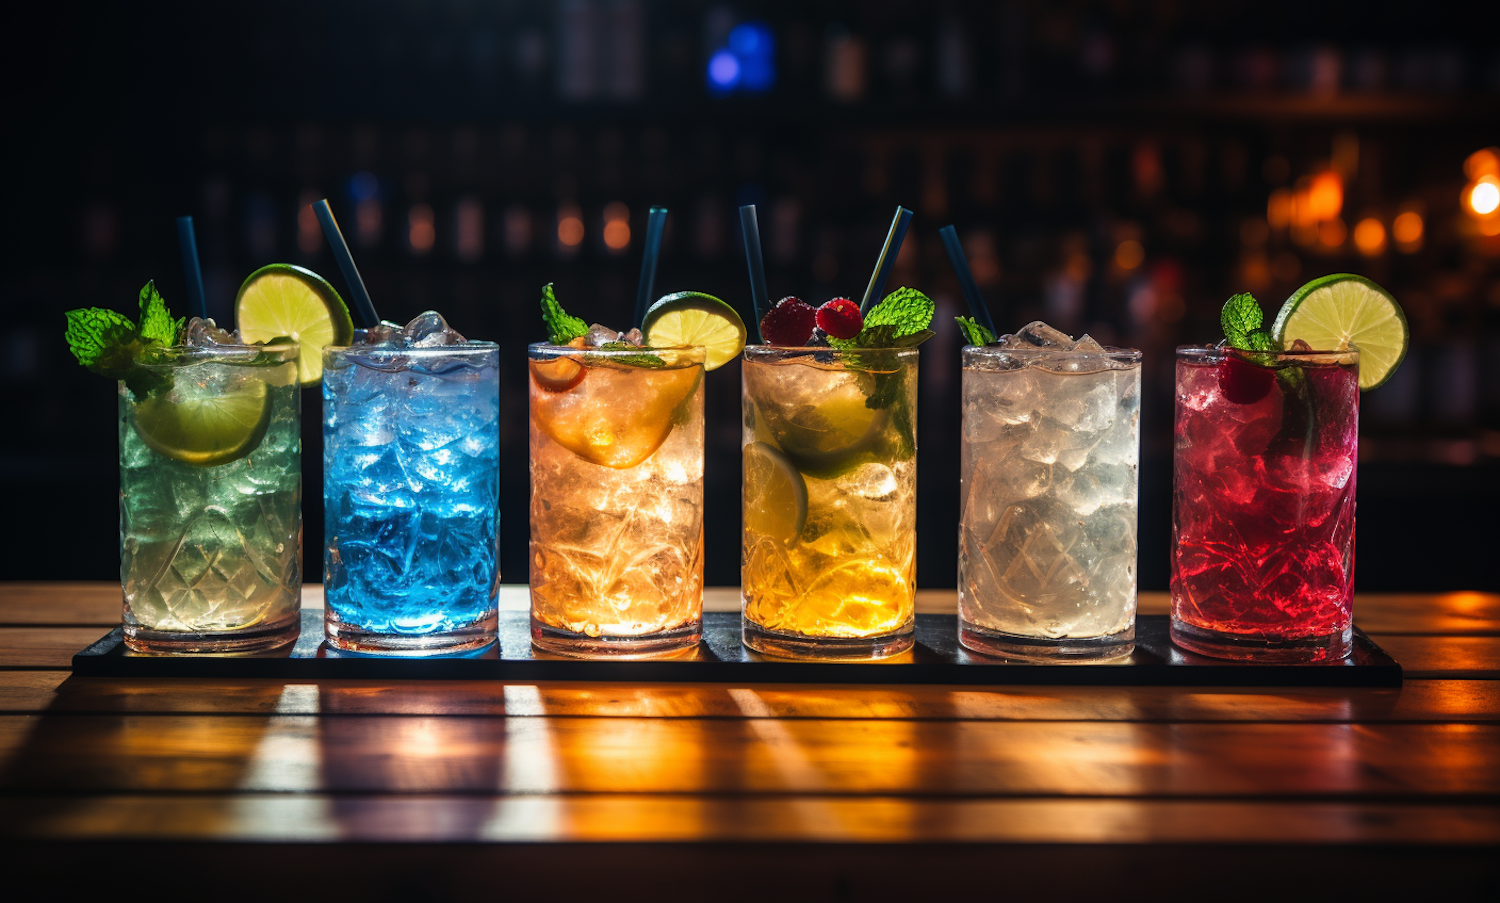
(1467, 176, 1500, 216)
(1392, 210, 1424, 251)
(1114, 239, 1144, 270)
(1353, 217, 1387, 256)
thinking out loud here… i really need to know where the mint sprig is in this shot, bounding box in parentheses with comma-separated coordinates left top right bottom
(955, 316, 995, 346)
(828, 287, 936, 350)
(541, 283, 588, 345)
(1221, 292, 1274, 352)
(591, 341, 665, 368)
(65, 280, 183, 398)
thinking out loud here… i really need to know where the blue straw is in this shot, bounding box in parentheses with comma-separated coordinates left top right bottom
(739, 205, 769, 340)
(312, 199, 380, 329)
(938, 225, 997, 339)
(860, 206, 913, 314)
(633, 206, 668, 328)
(175, 216, 207, 321)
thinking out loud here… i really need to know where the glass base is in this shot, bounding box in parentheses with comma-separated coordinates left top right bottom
(1170, 619, 1353, 663)
(531, 616, 701, 659)
(325, 611, 498, 656)
(959, 621, 1135, 663)
(124, 610, 300, 655)
(741, 618, 914, 660)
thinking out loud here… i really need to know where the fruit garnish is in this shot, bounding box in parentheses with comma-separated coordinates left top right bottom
(532, 363, 702, 468)
(1271, 273, 1408, 391)
(744, 363, 889, 474)
(826, 287, 935, 350)
(815, 297, 863, 339)
(131, 374, 271, 466)
(743, 442, 808, 544)
(541, 283, 588, 345)
(235, 263, 353, 385)
(1217, 352, 1276, 405)
(955, 316, 995, 346)
(531, 355, 586, 392)
(641, 291, 747, 370)
(759, 296, 817, 346)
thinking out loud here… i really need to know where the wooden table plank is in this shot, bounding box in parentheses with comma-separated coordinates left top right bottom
(2, 715, 1497, 798)
(5, 672, 1499, 722)
(3, 795, 1498, 845)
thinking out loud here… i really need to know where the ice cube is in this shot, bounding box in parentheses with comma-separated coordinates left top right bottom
(360, 321, 407, 346)
(584, 324, 621, 347)
(1002, 320, 1076, 349)
(183, 317, 238, 347)
(405, 310, 467, 347)
(1072, 334, 1104, 353)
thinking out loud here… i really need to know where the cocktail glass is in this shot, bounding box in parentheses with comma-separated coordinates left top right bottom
(119, 341, 302, 653)
(528, 342, 706, 657)
(323, 341, 501, 655)
(958, 342, 1141, 661)
(741, 345, 918, 659)
(1171, 345, 1360, 662)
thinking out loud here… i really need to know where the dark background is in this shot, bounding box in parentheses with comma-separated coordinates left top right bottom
(5, 1, 1498, 591)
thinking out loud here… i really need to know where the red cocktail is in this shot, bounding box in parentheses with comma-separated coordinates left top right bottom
(1171, 345, 1360, 662)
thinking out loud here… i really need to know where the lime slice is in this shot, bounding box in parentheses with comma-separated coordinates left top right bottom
(744, 442, 808, 545)
(744, 363, 888, 474)
(641, 292, 747, 371)
(133, 378, 271, 466)
(1271, 274, 1408, 390)
(235, 264, 354, 385)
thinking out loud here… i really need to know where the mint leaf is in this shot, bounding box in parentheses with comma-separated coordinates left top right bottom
(955, 316, 995, 346)
(591, 341, 664, 368)
(136, 280, 183, 346)
(1221, 293, 1265, 350)
(541, 283, 588, 345)
(864, 287, 934, 337)
(65, 308, 136, 368)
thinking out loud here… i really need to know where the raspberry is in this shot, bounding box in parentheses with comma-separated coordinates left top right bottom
(815, 297, 863, 340)
(1218, 354, 1275, 405)
(759, 297, 817, 346)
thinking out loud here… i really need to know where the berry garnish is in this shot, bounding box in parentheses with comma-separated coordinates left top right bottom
(815, 297, 863, 340)
(759, 296, 817, 346)
(1218, 354, 1275, 405)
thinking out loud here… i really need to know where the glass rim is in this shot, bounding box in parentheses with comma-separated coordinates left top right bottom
(743, 344, 920, 359)
(325, 341, 499, 359)
(529, 341, 705, 363)
(133, 341, 300, 365)
(964, 344, 1141, 363)
(1176, 344, 1358, 363)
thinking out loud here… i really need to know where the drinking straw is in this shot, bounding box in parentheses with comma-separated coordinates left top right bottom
(859, 206, 913, 314)
(739, 205, 769, 340)
(312, 199, 380, 329)
(175, 216, 208, 321)
(633, 206, 668, 328)
(938, 224, 997, 340)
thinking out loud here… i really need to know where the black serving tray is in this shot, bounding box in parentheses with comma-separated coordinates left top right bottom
(72, 610, 1402, 687)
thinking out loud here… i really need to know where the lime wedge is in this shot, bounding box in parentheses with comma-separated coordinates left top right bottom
(641, 292, 747, 371)
(1271, 274, 1408, 390)
(133, 378, 271, 466)
(744, 442, 808, 545)
(235, 264, 354, 385)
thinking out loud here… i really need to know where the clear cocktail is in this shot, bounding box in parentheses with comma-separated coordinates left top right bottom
(1171, 344, 1360, 661)
(958, 324, 1141, 661)
(323, 313, 500, 655)
(528, 342, 706, 657)
(741, 345, 918, 659)
(119, 338, 302, 653)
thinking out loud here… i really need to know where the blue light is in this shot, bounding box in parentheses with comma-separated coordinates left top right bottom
(708, 50, 740, 89)
(728, 23, 766, 56)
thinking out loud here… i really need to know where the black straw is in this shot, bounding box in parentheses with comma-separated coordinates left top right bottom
(312, 199, 380, 329)
(938, 225, 997, 340)
(739, 205, 770, 340)
(175, 216, 207, 321)
(860, 206, 913, 314)
(633, 206, 668, 328)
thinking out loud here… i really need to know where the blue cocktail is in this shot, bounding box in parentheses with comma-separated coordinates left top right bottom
(322, 312, 500, 654)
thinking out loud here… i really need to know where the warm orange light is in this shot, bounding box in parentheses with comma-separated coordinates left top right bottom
(1267, 188, 1294, 230)
(1114, 239, 1144, 270)
(1353, 218, 1386, 256)
(1464, 147, 1500, 180)
(1468, 176, 1500, 216)
(603, 221, 631, 251)
(558, 215, 585, 247)
(408, 203, 435, 254)
(1318, 217, 1347, 248)
(1307, 171, 1343, 221)
(1392, 210, 1424, 249)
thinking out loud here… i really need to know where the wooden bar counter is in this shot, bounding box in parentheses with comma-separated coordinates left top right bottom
(1, 583, 1495, 896)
